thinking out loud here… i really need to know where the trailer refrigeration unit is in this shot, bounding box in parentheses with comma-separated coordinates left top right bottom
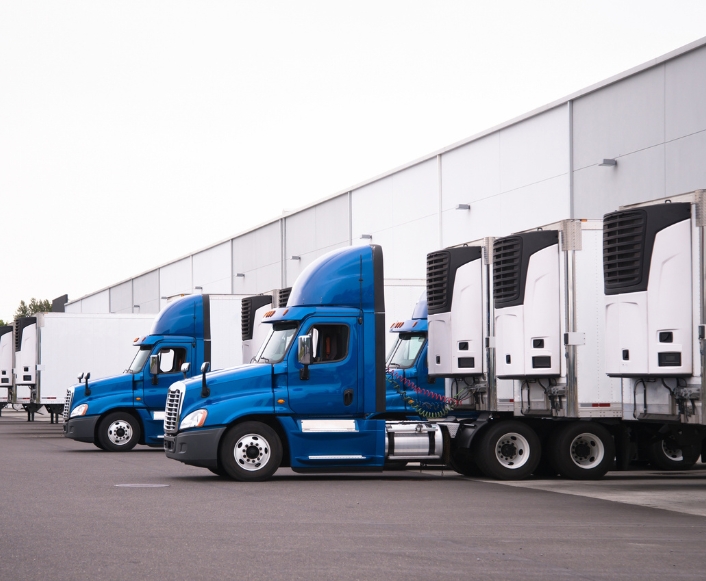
(0, 324, 13, 413)
(240, 289, 290, 365)
(13, 313, 154, 422)
(604, 191, 706, 469)
(426, 239, 515, 414)
(425, 221, 626, 479)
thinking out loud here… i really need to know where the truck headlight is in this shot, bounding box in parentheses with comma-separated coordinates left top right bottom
(70, 404, 88, 417)
(180, 409, 208, 430)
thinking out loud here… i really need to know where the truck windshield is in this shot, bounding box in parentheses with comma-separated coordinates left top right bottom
(255, 323, 298, 364)
(127, 347, 151, 373)
(386, 333, 426, 369)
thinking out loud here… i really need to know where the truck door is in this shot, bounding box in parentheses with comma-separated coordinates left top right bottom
(287, 319, 358, 416)
(141, 344, 193, 411)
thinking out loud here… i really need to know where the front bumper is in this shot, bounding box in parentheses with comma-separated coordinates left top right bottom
(63, 415, 99, 443)
(164, 427, 226, 469)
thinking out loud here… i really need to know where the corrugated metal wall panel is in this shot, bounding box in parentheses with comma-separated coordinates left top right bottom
(133, 270, 160, 314)
(109, 281, 133, 314)
(499, 106, 568, 193)
(193, 242, 231, 294)
(440, 133, 500, 212)
(665, 45, 706, 142)
(573, 66, 665, 172)
(233, 221, 281, 277)
(159, 258, 192, 310)
(80, 290, 110, 314)
(574, 145, 665, 218)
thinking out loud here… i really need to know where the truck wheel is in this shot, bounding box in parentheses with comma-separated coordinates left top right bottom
(208, 466, 230, 478)
(220, 422, 282, 482)
(97, 412, 141, 452)
(648, 438, 700, 471)
(549, 422, 614, 480)
(474, 421, 540, 480)
(450, 448, 482, 477)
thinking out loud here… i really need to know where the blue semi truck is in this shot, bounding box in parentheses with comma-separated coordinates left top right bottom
(383, 292, 452, 418)
(163, 245, 483, 480)
(63, 293, 259, 451)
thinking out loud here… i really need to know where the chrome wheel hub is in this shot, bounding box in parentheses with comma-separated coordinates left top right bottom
(495, 432, 530, 469)
(661, 440, 684, 462)
(570, 433, 605, 469)
(234, 434, 271, 472)
(107, 420, 133, 445)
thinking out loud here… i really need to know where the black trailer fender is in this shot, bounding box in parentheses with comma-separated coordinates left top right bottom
(454, 412, 491, 451)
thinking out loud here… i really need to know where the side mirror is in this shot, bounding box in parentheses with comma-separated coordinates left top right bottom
(200, 361, 210, 398)
(77, 372, 84, 382)
(181, 362, 191, 379)
(149, 354, 159, 385)
(298, 334, 312, 380)
(84, 372, 91, 396)
(298, 335, 312, 366)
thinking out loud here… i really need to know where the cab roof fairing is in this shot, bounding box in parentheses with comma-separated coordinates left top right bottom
(149, 294, 205, 339)
(285, 245, 384, 314)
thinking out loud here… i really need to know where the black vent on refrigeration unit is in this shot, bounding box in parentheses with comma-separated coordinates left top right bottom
(241, 295, 273, 341)
(426, 246, 483, 315)
(603, 203, 691, 295)
(493, 231, 558, 309)
(14, 317, 36, 352)
(277, 287, 292, 308)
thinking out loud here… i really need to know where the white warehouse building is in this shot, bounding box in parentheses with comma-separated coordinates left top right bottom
(66, 37, 706, 334)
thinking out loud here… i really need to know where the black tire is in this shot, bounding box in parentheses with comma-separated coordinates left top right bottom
(549, 422, 614, 480)
(93, 440, 106, 451)
(648, 438, 700, 471)
(449, 448, 483, 477)
(474, 421, 541, 480)
(208, 466, 231, 478)
(97, 412, 141, 452)
(219, 422, 283, 482)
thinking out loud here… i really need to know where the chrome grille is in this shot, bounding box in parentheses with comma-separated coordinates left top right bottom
(164, 386, 183, 434)
(63, 389, 73, 422)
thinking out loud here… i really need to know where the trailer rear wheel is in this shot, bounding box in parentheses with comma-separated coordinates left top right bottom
(648, 438, 700, 471)
(97, 412, 141, 452)
(220, 422, 282, 482)
(474, 421, 540, 480)
(450, 448, 483, 477)
(550, 422, 614, 480)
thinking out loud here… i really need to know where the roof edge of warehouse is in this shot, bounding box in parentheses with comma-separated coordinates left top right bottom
(66, 34, 706, 307)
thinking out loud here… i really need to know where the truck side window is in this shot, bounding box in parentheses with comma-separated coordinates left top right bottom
(158, 348, 186, 374)
(311, 325, 349, 364)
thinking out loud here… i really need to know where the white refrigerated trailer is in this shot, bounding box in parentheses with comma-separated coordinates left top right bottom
(13, 313, 154, 421)
(427, 214, 706, 480)
(0, 325, 13, 414)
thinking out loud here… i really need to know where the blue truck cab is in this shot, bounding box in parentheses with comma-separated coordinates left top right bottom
(164, 245, 480, 481)
(63, 295, 210, 451)
(384, 293, 448, 417)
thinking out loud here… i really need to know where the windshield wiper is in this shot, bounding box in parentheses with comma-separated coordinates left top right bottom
(258, 356, 271, 363)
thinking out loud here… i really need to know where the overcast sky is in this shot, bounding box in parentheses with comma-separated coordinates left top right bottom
(1, 1, 705, 320)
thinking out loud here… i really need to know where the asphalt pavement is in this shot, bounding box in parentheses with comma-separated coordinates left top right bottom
(1, 408, 705, 581)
